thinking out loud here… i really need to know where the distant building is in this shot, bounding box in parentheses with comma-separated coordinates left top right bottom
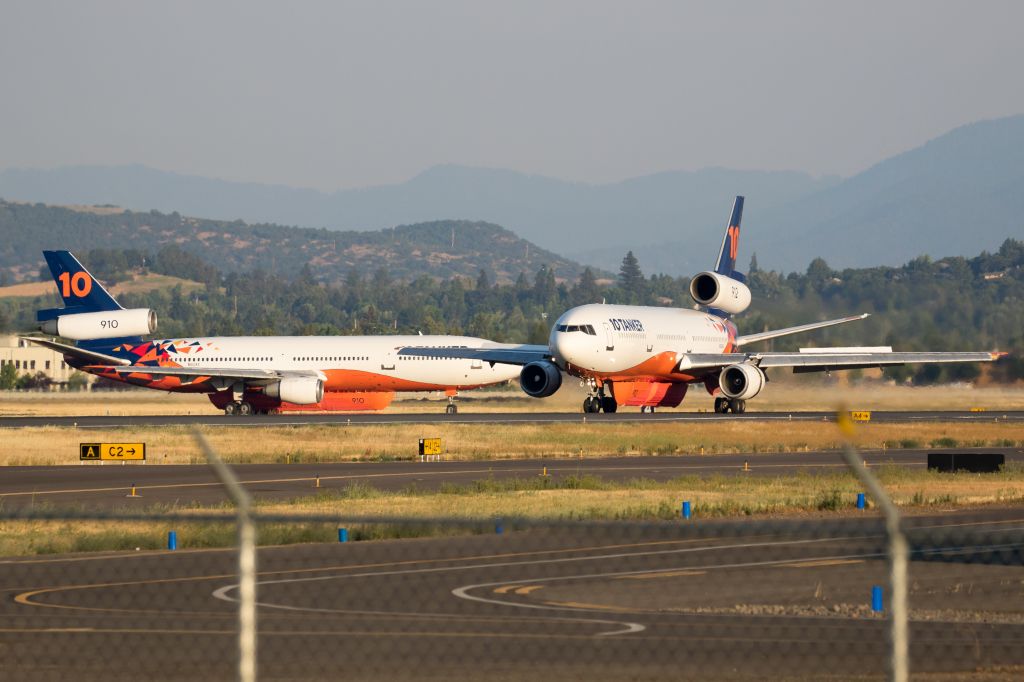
(0, 335, 88, 388)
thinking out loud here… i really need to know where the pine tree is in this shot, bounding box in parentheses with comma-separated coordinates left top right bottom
(618, 251, 646, 303)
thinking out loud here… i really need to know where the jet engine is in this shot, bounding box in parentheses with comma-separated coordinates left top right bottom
(40, 308, 157, 341)
(519, 361, 562, 398)
(689, 271, 751, 315)
(264, 377, 325, 405)
(718, 363, 765, 400)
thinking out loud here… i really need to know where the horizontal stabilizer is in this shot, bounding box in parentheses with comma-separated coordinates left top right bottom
(20, 336, 129, 366)
(735, 314, 870, 346)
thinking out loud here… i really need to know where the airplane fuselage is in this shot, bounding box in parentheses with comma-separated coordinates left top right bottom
(548, 304, 738, 407)
(550, 304, 736, 380)
(78, 334, 521, 411)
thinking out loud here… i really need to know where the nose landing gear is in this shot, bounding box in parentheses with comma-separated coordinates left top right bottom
(582, 381, 617, 413)
(445, 394, 459, 415)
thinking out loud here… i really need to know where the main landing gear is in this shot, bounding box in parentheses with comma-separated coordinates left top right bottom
(582, 381, 617, 414)
(714, 397, 746, 414)
(224, 400, 254, 416)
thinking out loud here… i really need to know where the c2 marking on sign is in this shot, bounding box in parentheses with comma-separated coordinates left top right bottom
(80, 443, 146, 461)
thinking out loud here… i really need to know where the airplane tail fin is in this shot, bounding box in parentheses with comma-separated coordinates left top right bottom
(713, 196, 744, 280)
(37, 251, 123, 324)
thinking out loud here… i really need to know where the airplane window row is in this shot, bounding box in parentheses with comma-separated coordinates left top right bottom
(294, 356, 367, 362)
(556, 324, 597, 335)
(182, 356, 270, 363)
(401, 356, 451, 360)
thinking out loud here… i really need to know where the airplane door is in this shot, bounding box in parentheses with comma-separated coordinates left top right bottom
(603, 323, 615, 351)
(381, 352, 396, 371)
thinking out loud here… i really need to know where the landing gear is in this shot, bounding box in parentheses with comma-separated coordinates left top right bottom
(445, 394, 458, 415)
(714, 397, 746, 414)
(640, 405, 656, 414)
(581, 380, 617, 413)
(224, 400, 254, 416)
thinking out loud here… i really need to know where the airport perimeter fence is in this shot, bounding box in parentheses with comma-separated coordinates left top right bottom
(1, 448, 1023, 680)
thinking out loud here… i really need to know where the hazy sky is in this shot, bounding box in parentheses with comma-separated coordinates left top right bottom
(2, 1, 1022, 190)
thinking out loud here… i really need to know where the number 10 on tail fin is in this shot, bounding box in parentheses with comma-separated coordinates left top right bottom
(714, 196, 744, 279)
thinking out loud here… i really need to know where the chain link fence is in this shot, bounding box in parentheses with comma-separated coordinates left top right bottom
(1, 452, 1022, 680)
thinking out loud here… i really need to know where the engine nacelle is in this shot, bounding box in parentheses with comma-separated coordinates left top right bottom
(264, 377, 325, 405)
(689, 271, 751, 315)
(718, 363, 766, 400)
(40, 308, 157, 340)
(519, 361, 562, 398)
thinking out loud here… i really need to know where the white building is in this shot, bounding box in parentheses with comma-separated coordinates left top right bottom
(0, 335, 87, 387)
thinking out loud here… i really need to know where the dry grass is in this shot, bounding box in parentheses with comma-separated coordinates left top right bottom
(2, 383, 1024, 418)
(3, 466, 1023, 556)
(0, 421, 1021, 466)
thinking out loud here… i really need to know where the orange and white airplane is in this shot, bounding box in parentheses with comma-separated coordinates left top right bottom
(401, 197, 1002, 413)
(25, 251, 520, 415)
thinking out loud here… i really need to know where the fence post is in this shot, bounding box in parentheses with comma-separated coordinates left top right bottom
(195, 432, 257, 682)
(837, 434, 908, 682)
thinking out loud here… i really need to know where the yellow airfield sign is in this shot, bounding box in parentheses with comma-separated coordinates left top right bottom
(80, 443, 146, 461)
(419, 438, 442, 456)
(850, 411, 872, 422)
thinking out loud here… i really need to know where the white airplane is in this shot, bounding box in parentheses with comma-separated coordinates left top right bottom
(24, 251, 520, 415)
(401, 197, 1002, 413)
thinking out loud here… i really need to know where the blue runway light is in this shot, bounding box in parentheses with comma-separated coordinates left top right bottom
(495, 519, 504, 534)
(872, 585, 883, 612)
(338, 528, 348, 543)
(167, 530, 177, 550)
(857, 493, 866, 510)
(682, 501, 692, 519)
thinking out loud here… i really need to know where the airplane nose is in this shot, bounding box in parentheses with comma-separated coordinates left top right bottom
(551, 330, 574, 365)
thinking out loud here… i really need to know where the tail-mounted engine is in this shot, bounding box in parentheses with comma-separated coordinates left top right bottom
(718, 363, 765, 400)
(519, 361, 562, 398)
(40, 308, 157, 340)
(689, 271, 751, 315)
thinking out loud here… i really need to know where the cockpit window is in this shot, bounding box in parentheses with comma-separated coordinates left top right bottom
(556, 324, 597, 335)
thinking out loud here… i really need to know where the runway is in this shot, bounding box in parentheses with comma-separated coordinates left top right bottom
(2, 448, 1020, 510)
(2, 511, 1022, 680)
(2, 409, 1023, 429)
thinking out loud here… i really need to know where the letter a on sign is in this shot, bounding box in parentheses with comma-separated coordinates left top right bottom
(80, 443, 101, 459)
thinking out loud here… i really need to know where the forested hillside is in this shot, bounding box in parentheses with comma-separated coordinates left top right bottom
(1, 239, 1021, 385)
(0, 200, 589, 285)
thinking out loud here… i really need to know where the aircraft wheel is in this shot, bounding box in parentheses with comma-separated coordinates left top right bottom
(601, 396, 617, 413)
(224, 401, 240, 416)
(583, 397, 598, 413)
(714, 398, 728, 414)
(729, 399, 746, 414)
(237, 401, 254, 416)
(446, 404, 458, 415)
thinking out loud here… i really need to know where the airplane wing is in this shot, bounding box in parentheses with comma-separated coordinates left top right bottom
(734, 314, 869, 346)
(21, 336, 130, 366)
(108, 364, 286, 378)
(398, 343, 550, 366)
(679, 348, 1003, 373)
